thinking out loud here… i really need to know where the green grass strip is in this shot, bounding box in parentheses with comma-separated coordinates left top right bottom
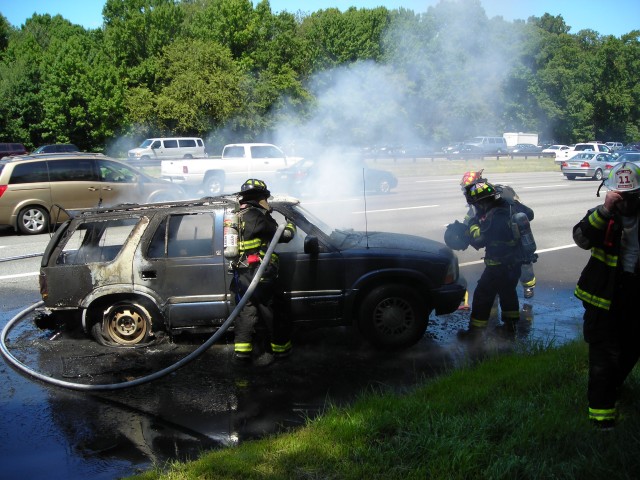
(131, 341, 640, 479)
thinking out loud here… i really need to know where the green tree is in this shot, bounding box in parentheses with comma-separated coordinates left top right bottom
(125, 38, 243, 136)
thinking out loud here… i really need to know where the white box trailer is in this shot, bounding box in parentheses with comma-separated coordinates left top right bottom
(503, 132, 539, 147)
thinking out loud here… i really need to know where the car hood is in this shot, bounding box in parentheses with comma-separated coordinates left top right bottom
(330, 230, 450, 255)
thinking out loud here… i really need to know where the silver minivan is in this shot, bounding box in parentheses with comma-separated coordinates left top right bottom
(127, 137, 206, 161)
(466, 136, 508, 154)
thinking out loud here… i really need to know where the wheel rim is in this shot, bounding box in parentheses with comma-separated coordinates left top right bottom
(205, 177, 222, 195)
(105, 304, 150, 345)
(379, 181, 390, 193)
(371, 296, 415, 336)
(22, 208, 46, 233)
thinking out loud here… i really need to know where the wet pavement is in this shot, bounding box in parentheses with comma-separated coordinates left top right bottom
(0, 268, 584, 480)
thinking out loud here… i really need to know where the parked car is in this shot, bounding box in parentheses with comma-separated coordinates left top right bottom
(542, 144, 570, 161)
(37, 196, 466, 350)
(0, 152, 186, 235)
(557, 142, 612, 162)
(508, 143, 543, 154)
(560, 152, 617, 181)
(612, 152, 640, 164)
(0, 142, 27, 158)
(446, 144, 483, 159)
(276, 156, 398, 196)
(605, 142, 624, 151)
(32, 143, 79, 154)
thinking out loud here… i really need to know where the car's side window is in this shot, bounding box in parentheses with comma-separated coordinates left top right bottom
(9, 161, 49, 184)
(164, 139, 178, 149)
(56, 218, 140, 265)
(98, 160, 137, 183)
(48, 159, 97, 182)
(147, 213, 215, 258)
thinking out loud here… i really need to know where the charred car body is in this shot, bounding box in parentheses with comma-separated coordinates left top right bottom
(38, 197, 465, 350)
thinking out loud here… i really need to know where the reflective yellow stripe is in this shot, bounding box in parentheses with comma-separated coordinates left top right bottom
(522, 277, 536, 288)
(502, 310, 520, 321)
(239, 238, 261, 251)
(234, 343, 252, 353)
(587, 209, 608, 230)
(470, 224, 480, 239)
(591, 247, 618, 267)
(271, 341, 292, 353)
(575, 286, 611, 310)
(589, 407, 616, 421)
(470, 318, 488, 328)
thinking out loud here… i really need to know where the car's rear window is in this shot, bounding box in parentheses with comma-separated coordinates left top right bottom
(56, 217, 140, 265)
(147, 212, 214, 258)
(9, 161, 49, 184)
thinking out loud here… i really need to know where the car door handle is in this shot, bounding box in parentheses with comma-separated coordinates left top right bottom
(88, 187, 98, 191)
(141, 270, 157, 279)
(102, 187, 113, 191)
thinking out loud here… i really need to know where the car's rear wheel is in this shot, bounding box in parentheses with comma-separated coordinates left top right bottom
(203, 174, 224, 196)
(94, 301, 154, 346)
(377, 179, 391, 193)
(565, 174, 576, 180)
(17, 206, 49, 235)
(358, 285, 429, 350)
(593, 169, 603, 181)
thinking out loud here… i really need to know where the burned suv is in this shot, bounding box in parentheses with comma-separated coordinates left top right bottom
(39, 197, 466, 350)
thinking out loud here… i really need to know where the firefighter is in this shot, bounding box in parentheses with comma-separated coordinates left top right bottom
(573, 162, 640, 430)
(231, 179, 296, 366)
(457, 180, 523, 339)
(460, 170, 537, 300)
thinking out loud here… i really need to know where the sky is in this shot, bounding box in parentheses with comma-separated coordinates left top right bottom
(0, 0, 638, 37)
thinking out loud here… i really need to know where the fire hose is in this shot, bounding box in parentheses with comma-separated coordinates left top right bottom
(0, 223, 285, 391)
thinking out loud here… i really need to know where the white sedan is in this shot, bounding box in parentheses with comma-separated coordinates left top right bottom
(542, 144, 571, 163)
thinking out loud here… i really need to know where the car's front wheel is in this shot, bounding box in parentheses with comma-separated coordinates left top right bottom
(358, 285, 429, 350)
(377, 179, 391, 194)
(93, 301, 154, 346)
(17, 206, 49, 235)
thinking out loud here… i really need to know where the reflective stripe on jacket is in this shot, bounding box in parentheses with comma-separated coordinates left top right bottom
(573, 205, 621, 311)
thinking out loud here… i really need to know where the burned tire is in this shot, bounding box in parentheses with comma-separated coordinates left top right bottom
(358, 285, 429, 350)
(94, 301, 154, 346)
(17, 205, 49, 235)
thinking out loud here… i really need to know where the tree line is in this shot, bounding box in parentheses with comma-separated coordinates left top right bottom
(0, 0, 638, 156)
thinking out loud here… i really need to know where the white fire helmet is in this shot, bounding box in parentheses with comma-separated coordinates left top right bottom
(604, 162, 640, 193)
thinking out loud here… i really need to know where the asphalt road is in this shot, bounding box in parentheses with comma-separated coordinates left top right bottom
(0, 170, 597, 479)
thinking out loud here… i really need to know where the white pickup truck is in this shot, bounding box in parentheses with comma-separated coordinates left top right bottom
(161, 143, 300, 195)
(555, 142, 613, 164)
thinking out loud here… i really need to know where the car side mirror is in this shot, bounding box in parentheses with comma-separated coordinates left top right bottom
(304, 235, 319, 255)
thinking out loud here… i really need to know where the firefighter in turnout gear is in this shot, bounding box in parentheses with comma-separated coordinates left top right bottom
(458, 170, 537, 299)
(573, 162, 640, 430)
(457, 180, 523, 339)
(231, 179, 296, 366)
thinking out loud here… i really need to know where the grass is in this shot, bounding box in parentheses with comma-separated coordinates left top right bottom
(129, 340, 640, 479)
(138, 157, 560, 181)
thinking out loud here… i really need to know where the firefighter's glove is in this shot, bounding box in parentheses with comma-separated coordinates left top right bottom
(444, 220, 471, 251)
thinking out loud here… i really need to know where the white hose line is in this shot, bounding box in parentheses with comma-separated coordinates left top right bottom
(0, 224, 286, 391)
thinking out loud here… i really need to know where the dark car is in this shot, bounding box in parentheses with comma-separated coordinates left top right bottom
(446, 144, 483, 159)
(37, 197, 466, 350)
(0, 142, 27, 158)
(509, 143, 543, 154)
(276, 156, 398, 197)
(33, 144, 79, 154)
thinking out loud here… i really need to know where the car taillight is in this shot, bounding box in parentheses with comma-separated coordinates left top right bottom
(561, 162, 568, 167)
(182, 166, 189, 174)
(581, 162, 590, 167)
(39, 273, 48, 299)
(0, 185, 7, 198)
